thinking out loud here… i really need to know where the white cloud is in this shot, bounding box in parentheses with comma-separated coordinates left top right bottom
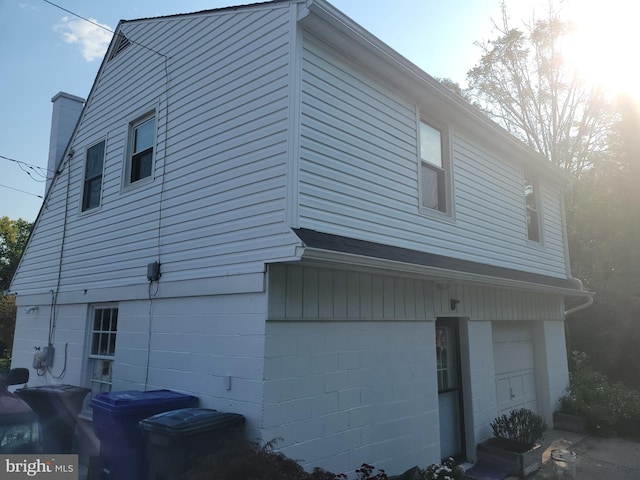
(54, 16, 113, 62)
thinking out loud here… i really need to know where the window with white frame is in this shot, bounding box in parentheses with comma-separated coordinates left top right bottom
(125, 113, 155, 186)
(419, 120, 450, 214)
(524, 176, 541, 242)
(88, 306, 118, 397)
(82, 140, 105, 211)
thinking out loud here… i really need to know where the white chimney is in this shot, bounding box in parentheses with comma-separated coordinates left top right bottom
(47, 92, 85, 193)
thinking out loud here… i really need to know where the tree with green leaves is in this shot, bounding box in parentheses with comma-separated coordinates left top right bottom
(566, 96, 640, 387)
(0, 216, 32, 362)
(0, 216, 32, 292)
(465, 3, 640, 389)
(466, 4, 615, 176)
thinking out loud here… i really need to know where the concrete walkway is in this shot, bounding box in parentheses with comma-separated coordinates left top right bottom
(515, 429, 640, 480)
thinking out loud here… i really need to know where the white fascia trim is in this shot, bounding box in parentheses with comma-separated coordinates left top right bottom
(10, 272, 266, 306)
(299, 247, 592, 297)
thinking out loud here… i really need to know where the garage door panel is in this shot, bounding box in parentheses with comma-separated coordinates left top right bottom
(493, 323, 533, 343)
(493, 322, 538, 416)
(496, 377, 511, 405)
(493, 342, 534, 375)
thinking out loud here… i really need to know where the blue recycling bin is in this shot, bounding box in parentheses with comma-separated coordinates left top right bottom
(91, 390, 198, 480)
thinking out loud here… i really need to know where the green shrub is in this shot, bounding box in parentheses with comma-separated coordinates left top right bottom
(354, 464, 388, 480)
(422, 457, 465, 480)
(0, 357, 10, 372)
(490, 408, 546, 446)
(181, 438, 336, 480)
(182, 437, 469, 480)
(560, 351, 640, 437)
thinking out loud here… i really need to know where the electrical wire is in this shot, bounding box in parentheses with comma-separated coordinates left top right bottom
(42, 0, 113, 34)
(0, 154, 53, 174)
(42, 0, 169, 59)
(52, 342, 69, 379)
(0, 184, 44, 199)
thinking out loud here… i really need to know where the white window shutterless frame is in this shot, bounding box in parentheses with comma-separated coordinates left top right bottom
(87, 305, 118, 397)
(419, 120, 451, 215)
(124, 113, 156, 187)
(81, 140, 106, 211)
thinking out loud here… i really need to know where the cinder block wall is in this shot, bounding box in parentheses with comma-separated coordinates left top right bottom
(262, 320, 440, 476)
(112, 293, 268, 439)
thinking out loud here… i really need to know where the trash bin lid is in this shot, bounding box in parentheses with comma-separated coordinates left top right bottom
(139, 408, 245, 436)
(16, 384, 90, 396)
(91, 390, 198, 415)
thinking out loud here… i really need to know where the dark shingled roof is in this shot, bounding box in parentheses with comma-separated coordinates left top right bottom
(293, 228, 581, 291)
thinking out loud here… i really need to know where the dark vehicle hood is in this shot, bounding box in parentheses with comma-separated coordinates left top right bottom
(0, 388, 32, 415)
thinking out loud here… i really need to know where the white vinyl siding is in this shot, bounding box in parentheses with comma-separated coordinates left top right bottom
(298, 36, 568, 279)
(268, 264, 565, 322)
(12, 5, 299, 295)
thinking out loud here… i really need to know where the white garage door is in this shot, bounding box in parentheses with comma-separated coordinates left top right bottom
(493, 322, 538, 416)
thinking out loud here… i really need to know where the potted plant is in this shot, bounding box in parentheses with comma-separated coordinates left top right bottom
(553, 395, 587, 434)
(476, 408, 546, 477)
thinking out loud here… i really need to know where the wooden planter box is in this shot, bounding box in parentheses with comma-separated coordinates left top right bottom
(553, 411, 586, 434)
(476, 438, 542, 477)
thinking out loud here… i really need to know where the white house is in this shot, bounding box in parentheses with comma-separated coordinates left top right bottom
(10, 0, 591, 474)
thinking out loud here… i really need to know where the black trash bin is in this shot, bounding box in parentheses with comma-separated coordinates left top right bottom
(91, 390, 198, 480)
(140, 408, 245, 480)
(15, 384, 90, 453)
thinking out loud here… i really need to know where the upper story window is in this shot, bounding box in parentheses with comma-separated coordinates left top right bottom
(524, 176, 541, 242)
(125, 113, 156, 187)
(82, 140, 105, 212)
(419, 120, 450, 214)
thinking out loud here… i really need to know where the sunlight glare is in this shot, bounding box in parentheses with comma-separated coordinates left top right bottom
(562, 0, 640, 99)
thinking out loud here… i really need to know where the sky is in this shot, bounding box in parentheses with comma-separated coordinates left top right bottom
(0, 0, 637, 223)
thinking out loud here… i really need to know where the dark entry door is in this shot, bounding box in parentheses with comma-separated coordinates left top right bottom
(436, 318, 465, 460)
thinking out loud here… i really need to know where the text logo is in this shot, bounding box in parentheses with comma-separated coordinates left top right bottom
(1, 455, 78, 479)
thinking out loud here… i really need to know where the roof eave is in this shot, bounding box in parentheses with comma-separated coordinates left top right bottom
(298, 246, 592, 298)
(300, 0, 568, 184)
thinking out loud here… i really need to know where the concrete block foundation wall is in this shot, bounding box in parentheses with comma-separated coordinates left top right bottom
(262, 320, 440, 475)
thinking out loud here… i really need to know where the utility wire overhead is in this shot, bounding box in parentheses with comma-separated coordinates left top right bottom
(41, 0, 168, 58)
(0, 184, 44, 199)
(1, 154, 52, 173)
(1, 154, 50, 182)
(42, 0, 115, 35)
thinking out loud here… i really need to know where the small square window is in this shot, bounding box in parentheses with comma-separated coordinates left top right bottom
(125, 114, 155, 186)
(82, 140, 105, 211)
(419, 120, 449, 213)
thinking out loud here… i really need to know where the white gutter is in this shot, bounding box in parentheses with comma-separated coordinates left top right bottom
(299, 247, 593, 298)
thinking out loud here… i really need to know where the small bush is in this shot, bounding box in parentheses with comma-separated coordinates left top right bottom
(422, 457, 465, 480)
(355, 463, 388, 480)
(182, 437, 467, 480)
(490, 408, 546, 446)
(560, 351, 640, 437)
(0, 357, 10, 372)
(182, 438, 336, 480)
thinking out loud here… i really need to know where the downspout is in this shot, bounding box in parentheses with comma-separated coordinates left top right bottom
(564, 295, 593, 316)
(564, 277, 594, 316)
